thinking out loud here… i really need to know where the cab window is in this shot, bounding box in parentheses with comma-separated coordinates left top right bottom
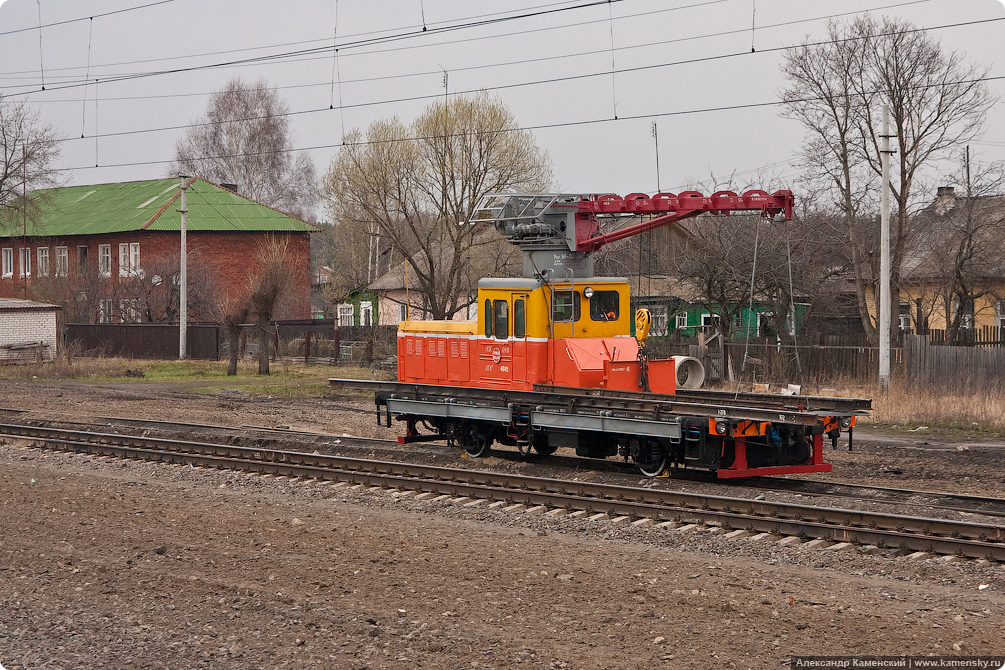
(590, 290, 620, 321)
(514, 299, 526, 338)
(484, 299, 493, 338)
(493, 299, 509, 340)
(553, 290, 581, 322)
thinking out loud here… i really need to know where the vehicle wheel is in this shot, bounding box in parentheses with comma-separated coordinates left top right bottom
(459, 424, 493, 458)
(532, 435, 557, 456)
(633, 441, 667, 478)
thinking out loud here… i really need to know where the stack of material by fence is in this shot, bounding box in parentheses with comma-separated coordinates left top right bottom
(0, 341, 51, 364)
(905, 334, 1005, 388)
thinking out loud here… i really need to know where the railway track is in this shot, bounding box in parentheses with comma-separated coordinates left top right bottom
(3, 410, 1004, 521)
(2, 421, 1004, 561)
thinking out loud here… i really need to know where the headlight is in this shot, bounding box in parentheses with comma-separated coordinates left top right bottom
(584, 286, 595, 298)
(840, 417, 852, 428)
(714, 421, 728, 435)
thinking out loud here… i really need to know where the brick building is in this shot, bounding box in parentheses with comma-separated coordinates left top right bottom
(0, 177, 318, 323)
(0, 298, 60, 362)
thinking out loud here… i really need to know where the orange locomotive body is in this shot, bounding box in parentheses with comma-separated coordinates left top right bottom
(397, 276, 680, 394)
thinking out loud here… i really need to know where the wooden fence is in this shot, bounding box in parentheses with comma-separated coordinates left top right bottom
(928, 326, 1003, 346)
(904, 334, 1005, 389)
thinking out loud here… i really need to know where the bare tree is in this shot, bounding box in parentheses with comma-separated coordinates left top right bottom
(780, 16, 996, 343)
(322, 92, 551, 320)
(1, 96, 62, 233)
(172, 78, 318, 221)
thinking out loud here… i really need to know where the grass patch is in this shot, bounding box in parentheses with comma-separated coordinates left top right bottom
(0, 356, 393, 399)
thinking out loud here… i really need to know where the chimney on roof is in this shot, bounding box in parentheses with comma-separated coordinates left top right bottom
(220, 182, 239, 193)
(934, 185, 956, 215)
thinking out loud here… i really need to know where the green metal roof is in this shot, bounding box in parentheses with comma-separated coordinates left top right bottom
(7, 177, 317, 238)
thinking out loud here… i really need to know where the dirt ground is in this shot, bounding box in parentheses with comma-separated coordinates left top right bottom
(1, 380, 1004, 669)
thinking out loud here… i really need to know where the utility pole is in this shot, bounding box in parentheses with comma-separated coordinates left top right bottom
(878, 105, 893, 392)
(22, 142, 28, 298)
(179, 175, 189, 359)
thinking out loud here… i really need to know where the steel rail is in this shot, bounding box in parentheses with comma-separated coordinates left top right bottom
(3, 423, 1002, 561)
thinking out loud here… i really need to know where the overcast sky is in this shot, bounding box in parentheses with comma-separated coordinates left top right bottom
(1, 0, 1002, 209)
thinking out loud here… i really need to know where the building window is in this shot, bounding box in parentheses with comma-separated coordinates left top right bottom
(77, 246, 89, 275)
(898, 302, 912, 332)
(359, 301, 373, 327)
(119, 243, 141, 277)
(37, 247, 49, 277)
(55, 246, 68, 277)
(675, 312, 688, 330)
(119, 299, 141, 323)
(98, 244, 112, 277)
(398, 303, 408, 322)
(997, 300, 1005, 329)
(337, 303, 354, 327)
(756, 312, 773, 337)
(1, 248, 12, 278)
(701, 313, 722, 329)
(18, 248, 31, 278)
(99, 299, 114, 323)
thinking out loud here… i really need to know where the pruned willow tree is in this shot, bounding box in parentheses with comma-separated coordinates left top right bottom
(780, 15, 995, 343)
(322, 92, 552, 321)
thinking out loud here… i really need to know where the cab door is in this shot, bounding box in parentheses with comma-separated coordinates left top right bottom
(511, 295, 528, 383)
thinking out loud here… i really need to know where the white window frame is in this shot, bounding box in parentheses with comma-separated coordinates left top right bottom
(55, 246, 68, 277)
(99, 298, 114, 324)
(648, 305, 668, 337)
(37, 247, 49, 277)
(337, 303, 354, 327)
(1, 248, 12, 278)
(119, 299, 141, 323)
(98, 244, 112, 278)
(898, 302, 911, 332)
(130, 242, 141, 276)
(997, 300, 1005, 329)
(359, 301, 373, 327)
(18, 247, 30, 278)
(757, 312, 774, 337)
(398, 303, 408, 322)
(675, 312, 688, 329)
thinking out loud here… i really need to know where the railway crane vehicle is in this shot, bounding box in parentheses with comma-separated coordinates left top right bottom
(331, 189, 870, 478)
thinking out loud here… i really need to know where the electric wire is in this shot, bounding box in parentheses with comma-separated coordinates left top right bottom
(0, 0, 176, 38)
(0, 0, 963, 99)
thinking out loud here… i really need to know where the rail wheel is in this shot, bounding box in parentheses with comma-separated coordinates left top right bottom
(458, 422, 493, 458)
(632, 439, 667, 478)
(532, 434, 557, 456)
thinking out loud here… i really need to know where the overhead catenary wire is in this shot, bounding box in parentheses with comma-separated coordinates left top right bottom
(0, 0, 972, 99)
(0, 0, 177, 38)
(7, 2, 993, 173)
